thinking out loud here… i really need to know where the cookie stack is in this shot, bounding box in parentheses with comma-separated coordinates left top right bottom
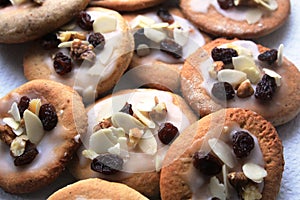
(0, 0, 299, 199)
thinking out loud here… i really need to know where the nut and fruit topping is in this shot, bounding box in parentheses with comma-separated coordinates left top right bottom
(77, 11, 94, 30)
(193, 151, 222, 176)
(38, 103, 58, 131)
(258, 49, 278, 65)
(241, 183, 262, 200)
(18, 96, 30, 118)
(91, 153, 124, 175)
(128, 128, 143, 148)
(160, 39, 182, 59)
(157, 8, 175, 24)
(10, 135, 28, 157)
(158, 122, 179, 145)
(14, 140, 39, 166)
(58, 31, 86, 43)
(211, 47, 238, 65)
(217, 0, 234, 10)
(119, 102, 133, 116)
(88, 32, 105, 49)
(255, 74, 277, 101)
(70, 39, 95, 62)
(211, 82, 235, 101)
(93, 119, 112, 132)
(227, 171, 249, 189)
(0, 125, 16, 145)
(232, 131, 254, 158)
(242, 162, 267, 183)
(42, 33, 60, 50)
(53, 52, 72, 75)
(237, 79, 254, 98)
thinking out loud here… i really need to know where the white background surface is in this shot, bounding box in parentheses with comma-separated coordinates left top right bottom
(0, 1, 299, 199)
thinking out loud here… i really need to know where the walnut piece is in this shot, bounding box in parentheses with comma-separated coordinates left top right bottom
(242, 183, 262, 200)
(128, 128, 143, 148)
(228, 171, 249, 189)
(0, 125, 16, 145)
(237, 79, 254, 98)
(70, 39, 95, 62)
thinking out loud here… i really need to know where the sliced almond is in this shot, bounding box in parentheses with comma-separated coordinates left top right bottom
(93, 15, 117, 33)
(111, 112, 145, 133)
(245, 8, 263, 24)
(3, 117, 20, 130)
(144, 28, 167, 43)
(58, 41, 73, 48)
(150, 23, 169, 29)
(131, 15, 155, 29)
(23, 109, 44, 145)
(138, 130, 157, 155)
(82, 149, 99, 160)
(8, 102, 21, 122)
(209, 176, 226, 200)
(150, 102, 167, 122)
(277, 44, 284, 66)
(10, 135, 28, 157)
(136, 99, 155, 112)
(217, 69, 247, 88)
(222, 165, 229, 198)
(109, 127, 126, 138)
(118, 136, 129, 158)
(262, 68, 282, 86)
(12, 127, 24, 136)
(208, 138, 238, 169)
(132, 108, 155, 129)
(108, 143, 121, 156)
(89, 129, 116, 154)
(173, 27, 189, 46)
(28, 99, 41, 115)
(128, 128, 143, 148)
(242, 162, 267, 183)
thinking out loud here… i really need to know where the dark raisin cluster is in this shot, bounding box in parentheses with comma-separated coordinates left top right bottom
(258, 49, 278, 65)
(91, 154, 124, 175)
(77, 11, 94, 30)
(193, 151, 222, 176)
(88, 32, 105, 49)
(232, 131, 255, 158)
(255, 74, 277, 101)
(41, 33, 60, 50)
(157, 8, 174, 24)
(158, 122, 179, 145)
(53, 52, 72, 76)
(211, 47, 238, 64)
(160, 39, 183, 59)
(18, 96, 30, 118)
(119, 102, 133, 116)
(211, 82, 235, 101)
(39, 104, 58, 131)
(14, 141, 39, 166)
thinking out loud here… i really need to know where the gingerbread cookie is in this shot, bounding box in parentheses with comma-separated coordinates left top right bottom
(0, 79, 87, 194)
(48, 178, 148, 200)
(180, 0, 290, 38)
(160, 108, 284, 200)
(24, 7, 134, 103)
(89, 0, 166, 12)
(0, 0, 89, 43)
(69, 89, 197, 198)
(123, 7, 210, 92)
(181, 38, 300, 126)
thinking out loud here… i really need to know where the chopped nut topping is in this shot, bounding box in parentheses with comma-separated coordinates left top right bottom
(150, 101, 167, 121)
(0, 125, 16, 145)
(58, 31, 86, 43)
(10, 135, 28, 157)
(237, 79, 254, 98)
(128, 128, 143, 148)
(93, 119, 112, 132)
(242, 183, 262, 200)
(227, 172, 249, 189)
(70, 39, 95, 62)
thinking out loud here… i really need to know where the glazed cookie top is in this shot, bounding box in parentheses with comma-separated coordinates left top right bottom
(0, 0, 89, 43)
(160, 108, 284, 200)
(180, 0, 290, 38)
(181, 38, 300, 126)
(24, 7, 134, 103)
(75, 89, 197, 180)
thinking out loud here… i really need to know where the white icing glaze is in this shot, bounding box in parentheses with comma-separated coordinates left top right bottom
(79, 89, 192, 177)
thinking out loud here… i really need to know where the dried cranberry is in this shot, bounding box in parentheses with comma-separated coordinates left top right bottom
(133, 28, 151, 49)
(39, 103, 58, 131)
(258, 49, 278, 65)
(77, 11, 94, 30)
(193, 151, 222, 176)
(157, 8, 174, 24)
(91, 154, 123, 175)
(232, 131, 255, 158)
(217, 0, 234, 9)
(255, 74, 277, 101)
(41, 33, 60, 50)
(160, 39, 182, 59)
(211, 82, 235, 100)
(14, 141, 39, 166)
(18, 96, 30, 118)
(119, 102, 133, 116)
(53, 52, 72, 75)
(88, 32, 105, 49)
(211, 47, 238, 64)
(158, 122, 179, 145)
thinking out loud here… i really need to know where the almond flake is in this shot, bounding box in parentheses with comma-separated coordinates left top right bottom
(108, 143, 121, 155)
(131, 15, 155, 29)
(23, 109, 44, 145)
(89, 129, 116, 154)
(12, 127, 24, 136)
(173, 28, 189, 46)
(10, 135, 28, 157)
(118, 137, 129, 158)
(93, 15, 117, 33)
(111, 112, 145, 133)
(242, 162, 267, 183)
(144, 28, 167, 43)
(209, 176, 226, 200)
(262, 68, 282, 86)
(3, 117, 20, 130)
(245, 9, 263, 24)
(132, 108, 155, 129)
(217, 69, 247, 88)
(82, 149, 99, 160)
(138, 130, 157, 155)
(277, 44, 284, 66)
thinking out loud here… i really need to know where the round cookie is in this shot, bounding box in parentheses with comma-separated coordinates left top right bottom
(181, 38, 300, 126)
(69, 89, 197, 198)
(0, 79, 87, 193)
(89, 0, 166, 12)
(160, 108, 284, 200)
(123, 7, 211, 92)
(48, 178, 148, 200)
(0, 0, 89, 43)
(24, 7, 134, 103)
(180, 0, 290, 39)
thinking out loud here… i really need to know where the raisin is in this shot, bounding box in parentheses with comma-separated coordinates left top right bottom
(119, 102, 133, 116)
(157, 8, 174, 24)
(133, 28, 151, 49)
(232, 131, 255, 158)
(193, 151, 222, 176)
(18, 96, 30, 118)
(211, 47, 238, 64)
(77, 11, 94, 30)
(91, 154, 123, 175)
(88, 32, 105, 49)
(211, 82, 235, 100)
(217, 0, 234, 9)
(39, 103, 58, 131)
(53, 52, 72, 75)
(158, 122, 179, 145)
(14, 141, 39, 166)
(160, 39, 182, 59)
(41, 33, 60, 50)
(258, 49, 278, 65)
(255, 74, 277, 101)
